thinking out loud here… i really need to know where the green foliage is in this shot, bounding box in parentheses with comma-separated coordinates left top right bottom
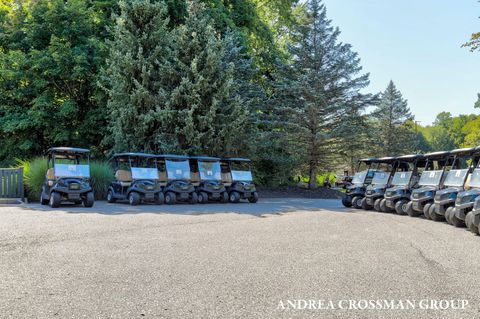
(17, 157, 113, 201)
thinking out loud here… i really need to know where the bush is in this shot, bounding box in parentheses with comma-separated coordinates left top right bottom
(17, 158, 113, 201)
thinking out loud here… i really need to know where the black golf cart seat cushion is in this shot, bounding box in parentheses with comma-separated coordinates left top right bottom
(158, 171, 167, 186)
(46, 168, 55, 180)
(191, 172, 200, 185)
(221, 172, 232, 186)
(116, 170, 132, 187)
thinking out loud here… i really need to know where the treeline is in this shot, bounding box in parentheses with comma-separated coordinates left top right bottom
(0, 0, 478, 188)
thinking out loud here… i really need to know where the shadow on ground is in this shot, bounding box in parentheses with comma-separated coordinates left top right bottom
(22, 198, 344, 217)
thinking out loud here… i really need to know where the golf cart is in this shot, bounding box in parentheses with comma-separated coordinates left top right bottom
(220, 158, 258, 203)
(406, 151, 452, 220)
(432, 147, 480, 223)
(39, 147, 94, 208)
(157, 155, 197, 205)
(107, 153, 164, 205)
(189, 156, 228, 203)
(383, 154, 426, 215)
(342, 158, 377, 208)
(362, 157, 398, 211)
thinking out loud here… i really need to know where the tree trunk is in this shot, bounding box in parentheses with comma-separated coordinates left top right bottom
(308, 162, 317, 189)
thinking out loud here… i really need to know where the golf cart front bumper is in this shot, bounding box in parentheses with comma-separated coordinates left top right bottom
(384, 188, 409, 209)
(52, 185, 92, 201)
(454, 189, 480, 220)
(364, 188, 385, 206)
(434, 188, 462, 215)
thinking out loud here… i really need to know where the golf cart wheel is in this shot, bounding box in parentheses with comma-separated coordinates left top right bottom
(379, 199, 388, 213)
(445, 206, 455, 225)
(429, 204, 444, 222)
(189, 192, 198, 204)
(360, 198, 370, 210)
(49, 192, 61, 208)
(229, 191, 241, 203)
(373, 198, 381, 212)
(465, 212, 479, 234)
(423, 203, 432, 220)
(128, 192, 140, 206)
(107, 190, 116, 203)
(248, 191, 259, 203)
(198, 192, 208, 204)
(352, 196, 362, 209)
(165, 192, 176, 205)
(39, 188, 49, 205)
(342, 196, 352, 208)
(450, 209, 465, 228)
(405, 201, 419, 217)
(83, 192, 94, 208)
(156, 192, 164, 205)
(395, 200, 408, 215)
(220, 192, 228, 203)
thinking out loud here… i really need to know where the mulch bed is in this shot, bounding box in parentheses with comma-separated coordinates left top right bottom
(257, 186, 343, 199)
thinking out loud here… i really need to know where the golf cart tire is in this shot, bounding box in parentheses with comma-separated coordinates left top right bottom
(40, 189, 49, 205)
(198, 192, 208, 204)
(189, 192, 198, 204)
(429, 204, 444, 222)
(423, 203, 432, 220)
(379, 199, 387, 212)
(49, 192, 61, 208)
(406, 201, 419, 217)
(156, 192, 164, 205)
(83, 192, 94, 208)
(165, 192, 176, 205)
(450, 209, 465, 228)
(342, 197, 352, 208)
(373, 198, 381, 212)
(229, 191, 241, 203)
(220, 192, 228, 203)
(445, 206, 454, 224)
(107, 190, 116, 203)
(360, 198, 371, 210)
(352, 196, 362, 209)
(465, 211, 476, 233)
(128, 192, 140, 206)
(248, 191, 259, 203)
(395, 200, 408, 215)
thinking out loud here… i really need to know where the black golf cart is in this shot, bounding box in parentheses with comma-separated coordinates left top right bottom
(383, 154, 426, 215)
(157, 155, 197, 205)
(362, 157, 398, 211)
(220, 158, 258, 203)
(407, 151, 452, 220)
(189, 156, 228, 203)
(342, 158, 377, 208)
(431, 147, 480, 223)
(39, 147, 94, 208)
(107, 153, 164, 206)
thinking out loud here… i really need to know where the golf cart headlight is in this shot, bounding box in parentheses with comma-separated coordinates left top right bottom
(449, 193, 457, 200)
(426, 191, 433, 197)
(48, 180, 54, 187)
(396, 189, 403, 195)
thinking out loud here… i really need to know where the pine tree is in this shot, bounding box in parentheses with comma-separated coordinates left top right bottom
(372, 80, 414, 156)
(273, 0, 374, 189)
(102, 0, 174, 153)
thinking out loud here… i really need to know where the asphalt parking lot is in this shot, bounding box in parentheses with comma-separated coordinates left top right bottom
(1, 199, 480, 318)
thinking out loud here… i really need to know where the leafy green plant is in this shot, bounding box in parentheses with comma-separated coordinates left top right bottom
(16, 158, 113, 201)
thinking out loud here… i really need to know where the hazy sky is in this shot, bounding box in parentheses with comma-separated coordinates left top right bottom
(321, 0, 480, 125)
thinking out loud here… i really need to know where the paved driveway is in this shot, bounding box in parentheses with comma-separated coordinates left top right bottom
(1, 199, 479, 318)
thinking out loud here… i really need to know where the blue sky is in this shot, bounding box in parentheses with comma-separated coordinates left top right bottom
(321, 0, 480, 125)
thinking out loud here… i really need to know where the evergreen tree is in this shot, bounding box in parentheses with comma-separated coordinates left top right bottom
(372, 80, 414, 156)
(273, 0, 374, 189)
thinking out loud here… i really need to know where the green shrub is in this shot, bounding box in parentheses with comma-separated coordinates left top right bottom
(17, 158, 113, 201)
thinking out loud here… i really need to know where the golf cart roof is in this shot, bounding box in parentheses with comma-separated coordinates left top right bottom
(189, 156, 221, 161)
(47, 147, 90, 154)
(375, 156, 397, 163)
(359, 158, 378, 163)
(449, 147, 477, 156)
(222, 157, 252, 162)
(113, 152, 157, 158)
(397, 154, 424, 160)
(424, 151, 450, 158)
(156, 154, 189, 160)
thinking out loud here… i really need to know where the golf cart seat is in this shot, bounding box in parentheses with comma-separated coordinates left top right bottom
(158, 171, 167, 186)
(221, 172, 232, 186)
(116, 170, 132, 187)
(191, 172, 200, 186)
(46, 168, 55, 180)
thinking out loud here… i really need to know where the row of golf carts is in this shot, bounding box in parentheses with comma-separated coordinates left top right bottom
(39, 147, 258, 208)
(342, 147, 480, 235)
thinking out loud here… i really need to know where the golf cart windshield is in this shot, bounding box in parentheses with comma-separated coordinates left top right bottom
(352, 170, 368, 184)
(419, 170, 443, 186)
(469, 169, 480, 188)
(371, 171, 390, 185)
(166, 160, 191, 180)
(131, 167, 158, 180)
(231, 170, 253, 181)
(391, 171, 412, 186)
(443, 169, 469, 187)
(198, 161, 221, 181)
(54, 164, 90, 178)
